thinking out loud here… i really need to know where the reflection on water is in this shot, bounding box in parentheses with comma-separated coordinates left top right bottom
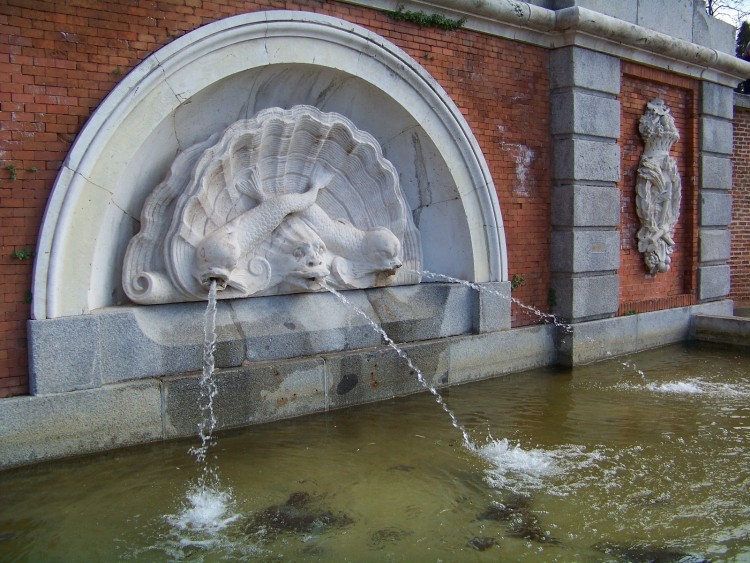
(1, 342, 749, 561)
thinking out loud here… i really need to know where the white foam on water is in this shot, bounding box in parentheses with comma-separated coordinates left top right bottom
(476, 438, 561, 492)
(646, 381, 704, 394)
(167, 485, 240, 534)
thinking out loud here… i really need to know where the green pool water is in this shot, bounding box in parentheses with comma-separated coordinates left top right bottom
(1, 342, 749, 561)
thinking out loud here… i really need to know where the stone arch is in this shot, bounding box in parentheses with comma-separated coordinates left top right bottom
(32, 10, 506, 319)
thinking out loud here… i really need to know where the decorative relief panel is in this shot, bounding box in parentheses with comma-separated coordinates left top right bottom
(123, 106, 422, 304)
(635, 99, 682, 274)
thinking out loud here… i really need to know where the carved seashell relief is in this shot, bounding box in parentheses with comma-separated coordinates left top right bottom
(122, 105, 422, 304)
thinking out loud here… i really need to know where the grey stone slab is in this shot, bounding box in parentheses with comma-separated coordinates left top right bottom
(551, 184, 620, 227)
(551, 230, 619, 273)
(701, 154, 732, 191)
(549, 47, 620, 93)
(553, 138, 620, 182)
(551, 273, 619, 320)
(472, 281, 511, 333)
(550, 90, 620, 138)
(556, 314, 638, 365)
(635, 307, 692, 349)
(693, 314, 750, 347)
(324, 341, 449, 411)
(699, 228, 731, 263)
(0, 381, 162, 470)
(701, 116, 733, 155)
(692, 4, 736, 55)
(162, 358, 326, 438)
(366, 283, 473, 343)
(637, 0, 693, 42)
(699, 264, 731, 300)
(448, 326, 556, 382)
(28, 316, 101, 394)
(701, 82, 735, 119)
(701, 191, 733, 227)
(552, 0, 637, 23)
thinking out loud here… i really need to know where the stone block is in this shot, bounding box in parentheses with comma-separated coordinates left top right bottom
(0, 381, 162, 469)
(701, 82, 735, 119)
(692, 4, 736, 55)
(699, 228, 731, 263)
(163, 358, 327, 438)
(637, 0, 692, 42)
(447, 326, 555, 382)
(701, 191, 732, 227)
(550, 90, 620, 138)
(700, 116, 733, 155)
(635, 307, 692, 349)
(550, 230, 620, 273)
(701, 154, 732, 190)
(551, 273, 619, 320)
(553, 138, 620, 182)
(324, 341, 449, 411)
(693, 314, 750, 347)
(366, 284, 473, 343)
(551, 184, 620, 227)
(556, 315, 638, 366)
(699, 264, 731, 300)
(549, 47, 620, 93)
(472, 281, 511, 333)
(552, 0, 637, 23)
(28, 316, 101, 394)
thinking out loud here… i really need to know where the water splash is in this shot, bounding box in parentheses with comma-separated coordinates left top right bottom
(168, 280, 239, 541)
(322, 282, 473, 449)
(416, 269, 571, 332)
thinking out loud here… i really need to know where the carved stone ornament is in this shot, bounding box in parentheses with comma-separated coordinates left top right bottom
(635, 98, 682, 274)
(123, 106, 422, 304)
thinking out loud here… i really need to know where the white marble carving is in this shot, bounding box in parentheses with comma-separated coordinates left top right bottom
(123, 106, 421, 304)
(635, 98, 682, 275)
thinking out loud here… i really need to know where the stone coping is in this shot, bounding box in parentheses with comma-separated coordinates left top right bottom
(345, 1, 750, 86)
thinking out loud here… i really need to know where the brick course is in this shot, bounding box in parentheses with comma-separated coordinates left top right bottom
(0, 0, 551, 396)
(617, 62, 699, 315)
(732, 104, 750, 305)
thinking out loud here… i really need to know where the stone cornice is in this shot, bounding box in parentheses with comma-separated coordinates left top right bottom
(343, 0, 750, 86)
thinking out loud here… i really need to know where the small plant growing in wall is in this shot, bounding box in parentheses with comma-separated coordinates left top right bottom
(510, 273, 526, 291)
(12, 249, 35, 260)
(384, 6, 466, 30)
(547, 287, 557, 309)
(4, 164, 17, 181)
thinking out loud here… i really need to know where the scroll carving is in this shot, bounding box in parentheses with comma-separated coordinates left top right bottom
(123, 106, 422, 304)
(635, 98, 682, 275)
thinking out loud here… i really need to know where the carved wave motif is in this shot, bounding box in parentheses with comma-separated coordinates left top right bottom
(123, 105, 422, 304)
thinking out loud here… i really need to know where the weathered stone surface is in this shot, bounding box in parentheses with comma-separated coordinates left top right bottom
(472, 281, 512, 333)
(700, 191, 733, 227)
(700, 116, 733, 155)
(551, 185, 620, 227)
(551, 274, 619, 320)
(701, 154, 732, 191)
(699, 264, 731, 300)
(549, 47, 620, 94)
(636, 0, 693, 42)
(550, 90, 620, 138)
(550, 230, 619, 273)
(693, 314, 750, 347)
(699, 228, 731, 263)
(701, 82, 734, 119)
(553, 139, 620, 182)
(0, 382, 162, 469)
(163, 359, 327, 438)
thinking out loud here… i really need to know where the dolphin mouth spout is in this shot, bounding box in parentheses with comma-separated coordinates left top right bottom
(199, 269, 230, 291)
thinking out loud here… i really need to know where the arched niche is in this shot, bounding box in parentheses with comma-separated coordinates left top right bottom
(32, 10, 506, 319)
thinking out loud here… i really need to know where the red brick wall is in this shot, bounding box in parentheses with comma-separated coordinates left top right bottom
(732, 103, 750, 305)
(617, 62, 699, 315)
(0, 0, 551, 396)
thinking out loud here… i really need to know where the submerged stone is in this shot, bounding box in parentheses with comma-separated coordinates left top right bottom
(368, 526, 413, 549)
(244, 491, 353, 538)
(468, 536, 497, 551)
(593, 541, 708, 562)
